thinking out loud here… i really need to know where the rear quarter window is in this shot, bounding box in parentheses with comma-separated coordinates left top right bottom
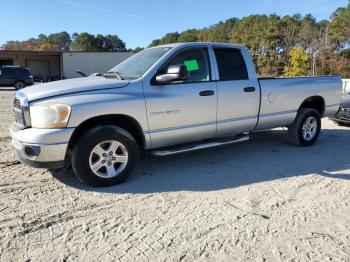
(214, 48, 248, 81)
(22, 69, 31, 76)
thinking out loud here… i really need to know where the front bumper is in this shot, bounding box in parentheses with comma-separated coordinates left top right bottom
(12, 139, 67, 168)
(10, 124, 74, 169)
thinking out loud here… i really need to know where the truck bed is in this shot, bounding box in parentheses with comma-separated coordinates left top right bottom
(255, 76, 342, 130)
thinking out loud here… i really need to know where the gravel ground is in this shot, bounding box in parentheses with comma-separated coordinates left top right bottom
(0, 90, 349, 261)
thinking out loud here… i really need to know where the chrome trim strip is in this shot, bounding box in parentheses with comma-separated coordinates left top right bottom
(259, 109, 297, 118)
(148, 120, 217, 134)
(217, 115, 257, 124)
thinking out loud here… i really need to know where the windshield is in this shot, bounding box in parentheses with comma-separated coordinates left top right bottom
(107, 47, 172, 80)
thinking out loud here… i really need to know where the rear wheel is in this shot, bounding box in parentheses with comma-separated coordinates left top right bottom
(71, 125, 140, 186)
(14, 81, 25, 90)
(288, 108, 321, 146)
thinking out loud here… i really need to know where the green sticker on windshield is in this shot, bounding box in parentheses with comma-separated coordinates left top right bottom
(184, 59, 199, 72)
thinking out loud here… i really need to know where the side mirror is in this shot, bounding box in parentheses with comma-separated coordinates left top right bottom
(156, 64, 188, 83)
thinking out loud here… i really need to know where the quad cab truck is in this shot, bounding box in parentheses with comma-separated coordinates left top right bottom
(10, 43, 342, 186)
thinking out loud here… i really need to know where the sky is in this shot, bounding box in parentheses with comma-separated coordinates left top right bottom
(0, 0, 348, 49)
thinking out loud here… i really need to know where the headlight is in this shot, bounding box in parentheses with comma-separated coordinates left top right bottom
(30, 103, 71, 128)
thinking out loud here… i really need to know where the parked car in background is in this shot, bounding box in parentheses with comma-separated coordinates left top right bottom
(0, 65, 33, 90)
(329, 79, 350, 125)
(10, 42, 342, 186)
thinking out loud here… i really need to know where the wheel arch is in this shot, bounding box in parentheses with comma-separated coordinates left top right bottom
(298, 96, 325, 116)
(68, 114, 146, 150)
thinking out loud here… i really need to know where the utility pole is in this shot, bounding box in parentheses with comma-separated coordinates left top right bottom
(312, 50, 320, 76)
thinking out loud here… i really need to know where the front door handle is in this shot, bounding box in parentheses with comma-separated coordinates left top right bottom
(199, 90, 215, 96)
(244, 86, 256, 92)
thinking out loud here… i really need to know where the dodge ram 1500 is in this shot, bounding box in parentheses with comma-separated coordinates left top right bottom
(10, 42, 342, 186)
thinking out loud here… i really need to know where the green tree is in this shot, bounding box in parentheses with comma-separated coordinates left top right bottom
(329, 2, 350, 46)
(198, 18, 238, 42)
(70, 33, 126, 51)
(70, 32, 96, 51)
(178, 29, 199, 42)
(149, 39, 161, 47)
(230, 14, 283, 76)
(132, 47, 144, 53)
(284, 47, 311, 76)
(103, 34, 126, 51)
(37, 32, 71, 50)
(280, 15, 301, 54)
(159, 32, 180, 45)
(298, 14, 317, 49)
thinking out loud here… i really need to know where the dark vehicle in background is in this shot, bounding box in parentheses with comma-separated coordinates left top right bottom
(330, 102, 350, 125)
(330, 79, 350, 126)
(0, 65, 33, 90)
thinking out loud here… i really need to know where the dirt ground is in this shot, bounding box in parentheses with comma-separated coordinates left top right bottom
(0, 89, 349, 261)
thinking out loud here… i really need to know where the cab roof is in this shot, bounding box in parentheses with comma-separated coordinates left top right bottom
(155, 42, 245, 50)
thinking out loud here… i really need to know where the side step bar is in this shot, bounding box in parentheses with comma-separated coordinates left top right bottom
(150, 135, 250, 156)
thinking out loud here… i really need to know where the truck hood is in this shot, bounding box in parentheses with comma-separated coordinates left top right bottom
(20, 77, 130, 101)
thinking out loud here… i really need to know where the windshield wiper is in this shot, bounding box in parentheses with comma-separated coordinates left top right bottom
(103, 71, 124, 80)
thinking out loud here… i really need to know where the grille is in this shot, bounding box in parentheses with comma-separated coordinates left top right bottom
(14, 110, 24, 124)
(13, 98, 25, 126)
(14, 98, 21, 109)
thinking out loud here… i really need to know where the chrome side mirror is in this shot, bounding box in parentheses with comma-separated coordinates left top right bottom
(156, 64, 188, 83)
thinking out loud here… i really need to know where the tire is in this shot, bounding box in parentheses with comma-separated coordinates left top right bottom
(288, 108, 321, 146)
(14, 81, 25, 90)
(71, 125, 140, 186)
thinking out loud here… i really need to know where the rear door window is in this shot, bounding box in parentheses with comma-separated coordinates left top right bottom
(214, 48, 248, 81)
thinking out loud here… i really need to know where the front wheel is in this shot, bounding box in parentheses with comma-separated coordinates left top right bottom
(288, 108, 321, 146)
(71, 125, 140, 186)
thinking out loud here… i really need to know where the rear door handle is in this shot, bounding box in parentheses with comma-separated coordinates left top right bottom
(199, 90, 215, 96)
(244, 86, 256, 92)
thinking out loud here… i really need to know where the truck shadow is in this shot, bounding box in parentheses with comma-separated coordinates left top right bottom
(51, 128, 350, 193)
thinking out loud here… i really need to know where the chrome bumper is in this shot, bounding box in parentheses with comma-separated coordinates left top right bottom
(12, 139, 67, 161)
(10, 124, 74, 168)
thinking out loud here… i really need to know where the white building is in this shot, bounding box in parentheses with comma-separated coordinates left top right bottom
(0, 50, 134, 80)
(62, 52, 133, 79)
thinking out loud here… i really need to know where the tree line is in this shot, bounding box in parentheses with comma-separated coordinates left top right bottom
(149, 2, 350, 77)
(1, 32, 143, 53)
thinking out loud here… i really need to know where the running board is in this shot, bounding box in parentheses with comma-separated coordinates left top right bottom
(150, 135, 250, 156)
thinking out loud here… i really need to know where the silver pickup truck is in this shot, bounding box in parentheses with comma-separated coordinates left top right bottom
(10, 42, 342, 186)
